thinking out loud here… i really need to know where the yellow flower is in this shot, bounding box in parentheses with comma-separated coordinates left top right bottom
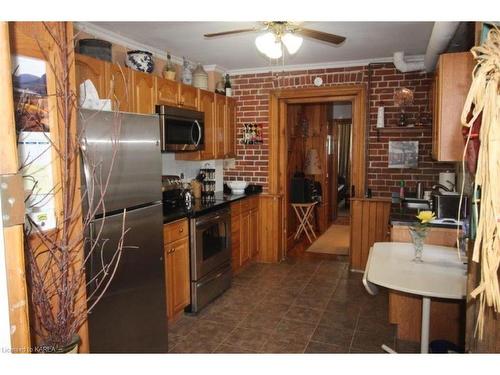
(416, 211, 436, 224)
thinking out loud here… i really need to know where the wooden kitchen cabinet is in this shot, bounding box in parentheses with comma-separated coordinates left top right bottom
(240, 211, 251, 266)
(432, 52, 474, 161)
(131, 70, 157, 114)
(163, 218, 190, 322)
(156, 76, 179, 107)
(230, 213, 241, 272)
(249, 207, 259, 258)
(107, 63, 132, 112)
(179, 84, 198, 110)
(76, 54, 132, 112)
(156, 77, 198, 110)
(230, 196, 259, 273)
(75, 54, 108, 101)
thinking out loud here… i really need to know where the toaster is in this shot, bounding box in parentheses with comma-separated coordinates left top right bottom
(431, 193, 469, 220)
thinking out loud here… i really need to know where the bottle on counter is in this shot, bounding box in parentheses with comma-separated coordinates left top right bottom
(224, 74, 232, 97)
(399, 180, 405, 200)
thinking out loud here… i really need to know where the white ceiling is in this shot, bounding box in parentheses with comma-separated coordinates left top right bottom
(86, 22, 434, 72)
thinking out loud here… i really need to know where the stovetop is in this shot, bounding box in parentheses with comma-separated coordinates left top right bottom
(162, 191, 261, 223)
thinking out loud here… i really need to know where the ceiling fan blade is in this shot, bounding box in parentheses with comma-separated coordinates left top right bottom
(204, 28, 258, 38)
(295, 27, 346, 45)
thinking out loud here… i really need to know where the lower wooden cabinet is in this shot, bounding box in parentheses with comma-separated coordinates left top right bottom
(163, 219, 190, 322)
(230, 197, 259, 273)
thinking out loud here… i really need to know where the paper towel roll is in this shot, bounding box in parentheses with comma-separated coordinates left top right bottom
(439, 171, 456, 191)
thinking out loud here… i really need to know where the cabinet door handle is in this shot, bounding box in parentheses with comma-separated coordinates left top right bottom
(179, 228, 184, 233)
(170, 248, 175, 254)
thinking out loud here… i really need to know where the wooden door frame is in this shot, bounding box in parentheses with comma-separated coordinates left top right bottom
(268, 85, 366, 254)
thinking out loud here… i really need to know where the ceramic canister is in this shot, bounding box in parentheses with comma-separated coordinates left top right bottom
(125, 50, 154, 73)
(192, 63, 208, 90)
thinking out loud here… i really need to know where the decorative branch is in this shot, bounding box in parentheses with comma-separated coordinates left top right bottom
(16, 22, 128, 350)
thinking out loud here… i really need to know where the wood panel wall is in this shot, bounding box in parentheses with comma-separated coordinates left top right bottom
(0, 22, 31, 351)
(258, 194, 282, 263)
(349, 197, 391, 271)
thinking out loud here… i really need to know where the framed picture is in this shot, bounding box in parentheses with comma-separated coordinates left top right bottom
(388, 141, 419, 169)
(13, 55, 56, 231)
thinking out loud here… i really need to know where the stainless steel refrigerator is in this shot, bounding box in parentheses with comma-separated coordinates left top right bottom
(79, 109, 167, 353)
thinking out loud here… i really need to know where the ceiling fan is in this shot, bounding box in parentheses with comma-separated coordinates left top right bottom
(204, 22, 346, 59)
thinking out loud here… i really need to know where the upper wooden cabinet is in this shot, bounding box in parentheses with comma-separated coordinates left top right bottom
(107, 63, 132, 112)
(432, 52, 473, 162)
(131, 70, 157, 114)
(156, 77, 179, 107)
(75, 54, 107, 101)
(179, 84, 198, 110)
(76, 54, 132, 112)
(75, 54, 237, 158)
(156, 77, 198, 110)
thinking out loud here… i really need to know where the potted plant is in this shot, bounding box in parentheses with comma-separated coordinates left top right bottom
(15, 22, 126, 354)
(162, 52, 176, 80)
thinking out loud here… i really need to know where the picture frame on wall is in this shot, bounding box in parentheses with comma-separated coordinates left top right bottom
(388, 141, 419, 169)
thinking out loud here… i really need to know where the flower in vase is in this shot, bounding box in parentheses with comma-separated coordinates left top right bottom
(409, 211, 436, 262)
(416, 210, 436, 224)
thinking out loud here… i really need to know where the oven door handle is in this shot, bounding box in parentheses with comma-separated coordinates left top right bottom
(196, 215, 225, 227)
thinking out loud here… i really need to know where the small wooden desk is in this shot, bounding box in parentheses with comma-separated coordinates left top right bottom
(291, 202, 318, 244)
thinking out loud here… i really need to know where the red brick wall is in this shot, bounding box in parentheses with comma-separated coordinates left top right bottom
(224, 64, 455, 197)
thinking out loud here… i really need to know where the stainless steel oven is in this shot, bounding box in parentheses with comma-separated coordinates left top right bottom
(156, 105, 204, 152)
(189, 206, 231, 312)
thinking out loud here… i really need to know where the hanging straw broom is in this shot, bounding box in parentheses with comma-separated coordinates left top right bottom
(461, 26, 500, 340)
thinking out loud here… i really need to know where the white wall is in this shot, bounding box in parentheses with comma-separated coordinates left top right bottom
(162, 153, 224, 192)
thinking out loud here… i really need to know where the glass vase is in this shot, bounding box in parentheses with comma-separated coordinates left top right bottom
(408, 226, 428, 263)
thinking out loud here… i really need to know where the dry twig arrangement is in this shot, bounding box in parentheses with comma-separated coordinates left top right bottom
(16, 23, 127, 350)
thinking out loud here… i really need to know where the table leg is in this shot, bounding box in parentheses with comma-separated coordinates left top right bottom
(293, 206, 305, 239)
(305, 206, 317, 239)
(421, 297, 431, 353)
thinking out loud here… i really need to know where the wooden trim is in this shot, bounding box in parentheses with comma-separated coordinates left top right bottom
(269, 85, 367, 255)
(0, 21, 31, 352)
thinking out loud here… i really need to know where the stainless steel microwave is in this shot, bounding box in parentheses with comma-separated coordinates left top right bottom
(156, 105, 204, 152)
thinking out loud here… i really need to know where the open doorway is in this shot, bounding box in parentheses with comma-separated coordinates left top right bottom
(286, 100, 353, 256)
(329, 101, 353, 225)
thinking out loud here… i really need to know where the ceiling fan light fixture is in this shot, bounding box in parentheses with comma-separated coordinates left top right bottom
(282, 32, 303, 55)
(255, 32, 282, 59)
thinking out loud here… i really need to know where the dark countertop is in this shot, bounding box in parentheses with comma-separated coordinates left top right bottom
(390, 204, 463, 229)
(163, 191, 260, 224)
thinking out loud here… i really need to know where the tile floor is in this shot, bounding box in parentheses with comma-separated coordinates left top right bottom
(168, 258, 420, 353)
